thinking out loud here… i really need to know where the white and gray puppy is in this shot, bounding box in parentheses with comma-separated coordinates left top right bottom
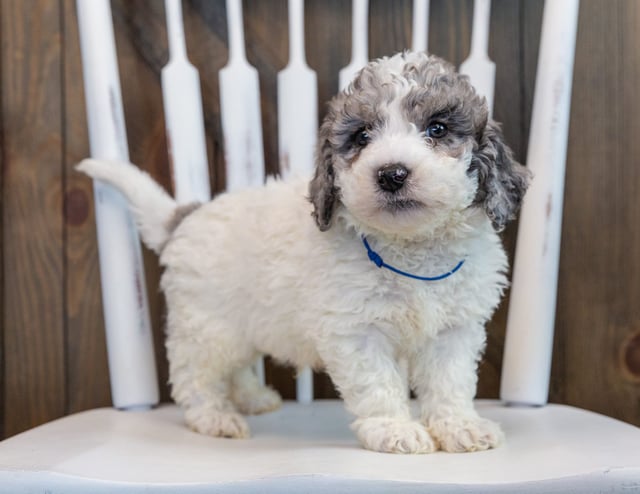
(78, 51, 529, 454)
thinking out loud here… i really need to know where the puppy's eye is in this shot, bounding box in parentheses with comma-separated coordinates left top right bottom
(426, 122, 448, 139)
(353, 129, 370, 147)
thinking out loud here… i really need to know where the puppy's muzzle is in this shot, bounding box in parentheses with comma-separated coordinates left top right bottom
(377, 164, 409, 193)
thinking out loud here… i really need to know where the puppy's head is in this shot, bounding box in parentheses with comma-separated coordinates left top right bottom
(309, 52, 530, 236)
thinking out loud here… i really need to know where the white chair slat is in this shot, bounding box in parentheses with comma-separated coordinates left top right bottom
(219, 0, 265, 192)
(339, 0, 369, 91)
(411, 0, 430, 52)
(162, 0, 212, 204)
(76, 0, 159, 410)
(459, 0, 496, 116)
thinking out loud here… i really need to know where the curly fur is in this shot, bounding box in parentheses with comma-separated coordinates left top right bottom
(77, 51, 529, 454)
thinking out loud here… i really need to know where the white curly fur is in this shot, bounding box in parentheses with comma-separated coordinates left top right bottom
(77, 51, 528, 454)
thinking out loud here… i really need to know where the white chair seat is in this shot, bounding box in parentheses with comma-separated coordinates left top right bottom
(1, 399, 638, 493)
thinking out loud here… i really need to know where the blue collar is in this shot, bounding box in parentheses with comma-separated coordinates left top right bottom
(362, 236, 465, 281)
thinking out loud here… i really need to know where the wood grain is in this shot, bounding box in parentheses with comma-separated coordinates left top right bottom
(476, 0, 524, 398)
(2, 0, 640, 439)
(62, 0, 112, 414)
(428, 0, 472, 66)
(306, 0, 351, 121)
(554, 0, 640, 423)
(2, 0, 66, 436)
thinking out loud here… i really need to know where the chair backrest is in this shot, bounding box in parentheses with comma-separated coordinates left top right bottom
(76, 0, 579, 410)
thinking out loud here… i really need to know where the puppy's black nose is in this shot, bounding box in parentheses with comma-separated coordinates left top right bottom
(377, 164, 409, 193)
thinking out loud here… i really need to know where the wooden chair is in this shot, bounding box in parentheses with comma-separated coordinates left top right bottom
(1, 0, 639, 492)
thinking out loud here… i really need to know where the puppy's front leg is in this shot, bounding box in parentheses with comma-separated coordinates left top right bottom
(321, 329, 436, 454)
(412, 324, 504, 452)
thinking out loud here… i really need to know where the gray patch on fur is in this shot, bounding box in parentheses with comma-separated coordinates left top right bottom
(166, 202, 202, 235)
(309, 51, 530, 232)
(308, 59, 399, 230)
(469, 121, 531, 231)
(309, 131, 340, 231)
(403, 58, 487, 139)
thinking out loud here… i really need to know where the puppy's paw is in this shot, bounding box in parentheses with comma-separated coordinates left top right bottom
(352, 417, 436, 454)
(428, 415, 503, 452)
(232, 386, 282, 415)
(184, 408, 250, 439)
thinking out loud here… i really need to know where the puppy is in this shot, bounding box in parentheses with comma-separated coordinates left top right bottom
(78, 51, 529, 454)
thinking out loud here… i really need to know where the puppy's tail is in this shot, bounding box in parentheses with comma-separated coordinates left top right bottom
(76, 159, 194, 254)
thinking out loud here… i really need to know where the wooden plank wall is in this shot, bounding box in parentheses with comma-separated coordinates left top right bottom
(1, 0, 639, 439)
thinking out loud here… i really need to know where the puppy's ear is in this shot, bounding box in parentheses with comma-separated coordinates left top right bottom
(471, 120, 531, 231)
(309, 121, 339, 231)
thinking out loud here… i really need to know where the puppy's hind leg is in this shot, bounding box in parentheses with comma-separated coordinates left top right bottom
(230, 365, 282, 415)
(166, 329, 251, 439)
